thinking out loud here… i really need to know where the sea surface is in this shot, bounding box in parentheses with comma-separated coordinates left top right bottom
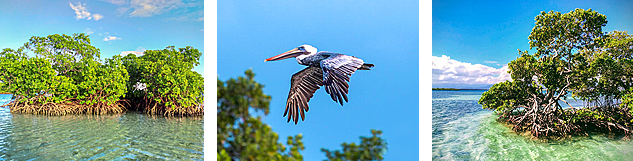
(0, 94, 203, 160)
(432, 90, 633, 160)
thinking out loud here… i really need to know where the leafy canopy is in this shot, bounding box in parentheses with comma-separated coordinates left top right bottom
(122, 46, 204, 116)
(321, 129, 388, 161)
(0, 33, 128, 114)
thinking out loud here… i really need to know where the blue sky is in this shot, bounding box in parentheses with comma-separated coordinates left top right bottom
(432, 0, 633, 89)
(218, 0, 418, 160)
(0, 0, 204, 75)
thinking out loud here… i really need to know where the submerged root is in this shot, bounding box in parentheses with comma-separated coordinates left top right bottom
(124, 98, 203, 117)
(145, 103, 204, 117)
(4, 96, 126, 115)
(2, 95, 202, 117)
(498, 104, 633, 140)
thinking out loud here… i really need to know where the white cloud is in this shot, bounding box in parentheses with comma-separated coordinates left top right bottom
(70, 2, 91, 19)
(120, 47, 146, 56)
(93, 14, 104, 20)
(103, 36, 121, 41)
(432, 55, 511, 85)
(69, 2, 104, 21)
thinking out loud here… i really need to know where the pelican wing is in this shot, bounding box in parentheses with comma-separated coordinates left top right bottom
(320, 54, 365, 105)
(285, 66, 323, 124)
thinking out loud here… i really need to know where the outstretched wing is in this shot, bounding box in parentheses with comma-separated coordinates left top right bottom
(320, 54, 365, 105)
(285, 66, 323, 124)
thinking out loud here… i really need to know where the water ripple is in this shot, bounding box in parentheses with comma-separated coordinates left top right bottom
(433, 91, 633, 160)
(0, 94, 203, 160)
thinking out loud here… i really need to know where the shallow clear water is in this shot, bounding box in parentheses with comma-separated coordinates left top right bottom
(432, 90, 633, 160)
(0, 94, 203, 160)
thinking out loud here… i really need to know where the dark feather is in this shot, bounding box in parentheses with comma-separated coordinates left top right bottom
(285, 66, 323, 124)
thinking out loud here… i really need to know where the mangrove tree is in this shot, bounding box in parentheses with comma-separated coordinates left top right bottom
(122, 46, 204, 116)
(0, 33, 128, 115)
(0, 33, 204, 116)
(479, 9, 633, 138)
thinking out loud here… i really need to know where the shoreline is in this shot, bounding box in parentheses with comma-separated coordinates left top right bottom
(432, 88, 488, 91)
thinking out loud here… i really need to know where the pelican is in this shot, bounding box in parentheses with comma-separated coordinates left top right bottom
(265, 44, 374, 124)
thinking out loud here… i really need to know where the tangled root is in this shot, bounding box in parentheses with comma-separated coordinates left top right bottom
(4, 96, 126, 115)
(126, 98, 203, 117)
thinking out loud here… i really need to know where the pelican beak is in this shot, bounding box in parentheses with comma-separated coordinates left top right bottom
(265, 48, 303, 62)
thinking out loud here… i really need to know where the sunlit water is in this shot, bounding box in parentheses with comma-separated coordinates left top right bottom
(432, 90, 633, 160)
(0, 94, 203, 160)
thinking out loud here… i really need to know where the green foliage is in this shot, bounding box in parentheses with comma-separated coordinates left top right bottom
(529, 9, 607, 57)
(1, 48, 63, 101)
(481, 9, 610, 112)
(218, 70, 388, 160)
(321, 129, 388, 161)
(122, 46, 204, 116)
(480, 81, 527, 113)
(620, 88, 633, 122)
(217, 69, 301, 160)
(0, 84, 6, 93)
(572, 31, 633, 102)
(0, 33, 128, 115)
(0, 76, 8, 93)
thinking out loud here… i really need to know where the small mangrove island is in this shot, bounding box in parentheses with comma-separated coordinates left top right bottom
(0, 33, 203, 116)
(432, 88, 459, 91)
(479, 9, 633, 139)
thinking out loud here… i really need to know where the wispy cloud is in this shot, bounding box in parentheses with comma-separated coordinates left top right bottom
(103, 0, 201, 18)
(120, 47, 146, 56)
(69, 2, 104, 21)
(130, 0, 182, 17)
(166, 10, 203, 21)
(103, 36, 121, 41)
(100, 0, 126, 5)
(484, 60, 503, 66)
(84, 28, 95, 35)
(432, 55, 511, 85)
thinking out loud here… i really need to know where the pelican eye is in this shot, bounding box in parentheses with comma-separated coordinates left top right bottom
(298, 46, 305, 50)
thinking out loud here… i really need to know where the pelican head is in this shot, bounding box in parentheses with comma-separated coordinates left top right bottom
(265, 44, 317, 62)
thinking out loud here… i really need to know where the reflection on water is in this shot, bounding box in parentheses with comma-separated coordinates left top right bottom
(0, 94, 203, 160)
(433, 90, 633, 160)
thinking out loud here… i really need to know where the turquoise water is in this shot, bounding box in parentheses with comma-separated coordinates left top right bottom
(0, 94, 203, 160)
(432, 90, 633, 160)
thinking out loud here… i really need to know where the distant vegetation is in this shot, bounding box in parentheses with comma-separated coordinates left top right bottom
(217, 69, 388, 160)
(432, 88, 459, 90)
(0, 33, 203, 116)
(479, 9, 633, 139)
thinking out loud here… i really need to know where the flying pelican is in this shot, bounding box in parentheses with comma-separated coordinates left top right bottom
(265, 44, 374, 124)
